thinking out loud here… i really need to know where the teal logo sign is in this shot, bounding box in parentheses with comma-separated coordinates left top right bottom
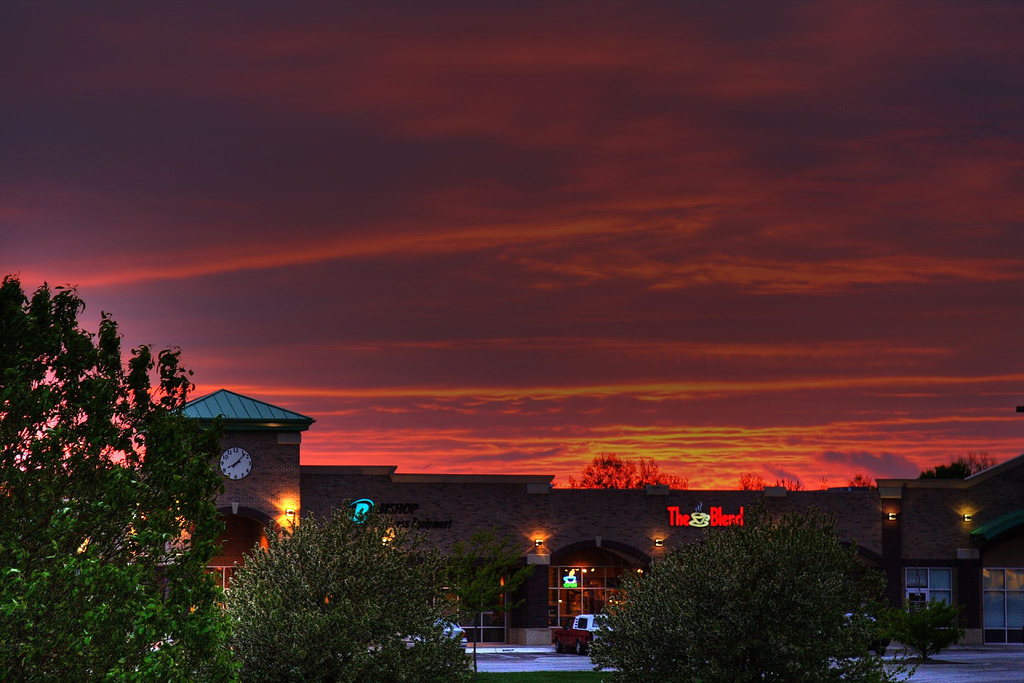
(562, 569, 578, 588)
(349, 498, 374, 523)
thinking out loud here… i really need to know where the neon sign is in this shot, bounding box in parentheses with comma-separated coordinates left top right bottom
(667, 503, 744, 528)
(349, 498, 374, 523)
(563, 569, 578, 588)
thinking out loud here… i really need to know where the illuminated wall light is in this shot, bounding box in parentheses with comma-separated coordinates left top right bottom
(535, 538, 544, 547)
(654, 538, 664, 547)
(887, 512, 897, 521)
(963, 513, 972, 522)
(285, 509, 295, 519)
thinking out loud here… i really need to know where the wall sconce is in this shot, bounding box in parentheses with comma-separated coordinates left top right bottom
(285, 509, 295, 519)
(654, 538, 664, 547)
(887, 512, 897, 521)
(535, 538, 544, 547)
(963, 513, 972, 522)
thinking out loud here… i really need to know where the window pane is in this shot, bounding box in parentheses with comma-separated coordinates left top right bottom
(929, 569, 951, 590)
(984, 568, 1005, 589)
(984, 591, 1006, 628)
(1005, 569, 1024, 591)
(931, 591, 952, 605)
(548, 567, 559, 588)
(1007, 592, 1024, 630)
(906, 568, 927, 588)
(563, 589, 581, 616)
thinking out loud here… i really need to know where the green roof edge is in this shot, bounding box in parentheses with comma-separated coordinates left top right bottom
(970, 508, 1024, 543)
(183, 389, 315, 431)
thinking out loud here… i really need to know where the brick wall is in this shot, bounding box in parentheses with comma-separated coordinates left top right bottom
(215, 430, 302, 528)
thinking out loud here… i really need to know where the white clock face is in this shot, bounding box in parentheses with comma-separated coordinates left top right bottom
(220, 447, 252, 480)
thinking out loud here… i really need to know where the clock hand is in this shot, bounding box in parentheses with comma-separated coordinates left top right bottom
(230, 457, 243, 468)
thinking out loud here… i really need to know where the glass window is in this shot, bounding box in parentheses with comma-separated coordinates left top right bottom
(984, 568, 1005, 590)
(983, 567, 1024, 643)
(547, 564, 638, 628)
(1007, 593, 1024, 630)
(985, 592, 1006, 628)
(906, 568, 928, 588)
(906, 568, 952, 606)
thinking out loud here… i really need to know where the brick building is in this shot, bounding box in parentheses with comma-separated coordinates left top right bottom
(188, 390, 1024, 646)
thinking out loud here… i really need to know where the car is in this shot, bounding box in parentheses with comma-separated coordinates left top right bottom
(402, 620, 468, 649)
(553, 614, 607, 655)
(441, 621, 468, 650)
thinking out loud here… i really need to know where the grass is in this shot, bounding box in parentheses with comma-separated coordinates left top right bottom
(476, 675, 610, 682)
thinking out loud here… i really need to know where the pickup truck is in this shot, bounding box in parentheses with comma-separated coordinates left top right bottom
(553, 614, 605, 655)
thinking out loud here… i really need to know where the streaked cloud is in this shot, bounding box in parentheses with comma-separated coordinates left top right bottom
(3, 0, 1023, 490)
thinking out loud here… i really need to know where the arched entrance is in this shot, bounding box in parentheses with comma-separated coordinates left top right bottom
(547, 541, 649, 628)
(208, 507, 273, 588)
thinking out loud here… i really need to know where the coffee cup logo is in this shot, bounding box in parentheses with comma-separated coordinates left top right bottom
(689, 511, 710, 527)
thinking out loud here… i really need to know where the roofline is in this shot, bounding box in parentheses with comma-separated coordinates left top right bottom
(877, 451, 1024, 490)
(184, 388, 315, 431)
(301, 464, 554, 485)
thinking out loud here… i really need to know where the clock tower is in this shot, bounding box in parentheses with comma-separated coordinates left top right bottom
(184, 389, 314, 581)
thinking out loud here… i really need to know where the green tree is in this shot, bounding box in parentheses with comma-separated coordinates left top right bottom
(885, 600, 964, 660)
(590, 507, 911, 683)
(569, 453, 688, 489)
(919, 451, 995, 479)
(228, 508, 470, 682)
(0, 277, 235, 681)
(447, 530, 535, 674)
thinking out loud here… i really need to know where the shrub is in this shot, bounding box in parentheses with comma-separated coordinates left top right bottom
(227, 508, 470, 682)
(885, 600, 963, 660)
(589, 507, 910, 683)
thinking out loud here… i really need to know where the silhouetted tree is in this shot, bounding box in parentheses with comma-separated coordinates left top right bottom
(919, 451, 995, 479)
(569, 453, 688, 489)
(775, 477, 804, 491)
(847, 473, 875, 488)
(738, 472, 766, 490)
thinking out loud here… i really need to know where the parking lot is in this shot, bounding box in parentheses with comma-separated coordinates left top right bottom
(475, 645, 1024, 680)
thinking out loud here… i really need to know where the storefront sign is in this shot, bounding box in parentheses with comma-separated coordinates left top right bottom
(667, 503, 744, 528)
(349, 498, 374, 522)
(347, 499, 452, 529)
(563, 569, 578, 588)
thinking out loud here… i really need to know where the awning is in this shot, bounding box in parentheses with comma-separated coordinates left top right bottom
(970, 509, 1024, 543)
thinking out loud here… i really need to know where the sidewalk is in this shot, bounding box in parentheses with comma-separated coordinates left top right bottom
(468, 643, 554, 654)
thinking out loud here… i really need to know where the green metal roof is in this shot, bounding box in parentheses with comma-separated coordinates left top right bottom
(183, 389, 314, 431)
(970, 509, 1024, 543)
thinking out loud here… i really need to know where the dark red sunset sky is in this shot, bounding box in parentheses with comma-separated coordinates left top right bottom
(3, 1, 1023, 488)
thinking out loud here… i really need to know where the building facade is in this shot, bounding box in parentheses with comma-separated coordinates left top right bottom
(189, 390, 1024, 646)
